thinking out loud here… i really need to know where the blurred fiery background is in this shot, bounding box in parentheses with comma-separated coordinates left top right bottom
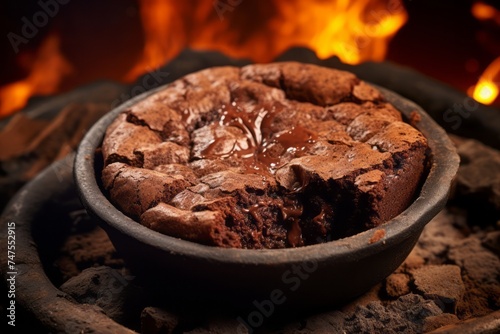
(0, 0, 499, 119)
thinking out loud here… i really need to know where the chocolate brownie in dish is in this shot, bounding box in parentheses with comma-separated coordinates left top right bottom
(100, 62, 429, 249)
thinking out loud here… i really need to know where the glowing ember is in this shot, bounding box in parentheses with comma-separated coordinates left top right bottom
(0, 34, 72, 118)
(472, 57, 500, 105)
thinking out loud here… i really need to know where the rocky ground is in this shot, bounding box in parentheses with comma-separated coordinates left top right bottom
(25, 136, 497, 333)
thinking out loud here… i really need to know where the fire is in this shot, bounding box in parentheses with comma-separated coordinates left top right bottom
(307, 0, 407, 63)
(128, 0, 407, 80)
(472, 56, 500, 105)
(124, 0, 186, 82)
(0, 34, 72, 118)
(1, 0, 407, 116)
(472, 1, 500, 23)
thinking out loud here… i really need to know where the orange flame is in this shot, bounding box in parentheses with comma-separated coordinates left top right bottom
(471, 56, 500, 105)
(124, 0, 186, 82)
(1, 0, 407, 116)
(127, 0, 407, 81)
(0, 34, 72, 118)
(306, 0, 408, 63)
(472, 1, 500, 24)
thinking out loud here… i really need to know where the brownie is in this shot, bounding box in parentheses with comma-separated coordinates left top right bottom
(101, 62, 429, 249)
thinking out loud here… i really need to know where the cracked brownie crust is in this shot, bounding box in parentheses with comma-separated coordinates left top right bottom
(101, 62, 429, 249)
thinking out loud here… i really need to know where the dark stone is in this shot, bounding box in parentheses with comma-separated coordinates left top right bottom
(448, 237, 500, 318)
(60, 266, 144, 326)
(423, 314, 459, 332)
(342, 294, 443, 334)
(413, 265, 465, 313)
(385, 273, 410, 298)
(455, 139, 500, 211)
(141, 307, 179, 334)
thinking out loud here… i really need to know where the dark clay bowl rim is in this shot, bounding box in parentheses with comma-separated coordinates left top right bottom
(75, 82, 459, 266)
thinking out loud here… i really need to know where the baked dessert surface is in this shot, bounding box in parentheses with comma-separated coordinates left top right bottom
(101, 62, 428, 249)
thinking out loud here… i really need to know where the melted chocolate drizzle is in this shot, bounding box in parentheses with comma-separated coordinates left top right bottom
(241, 198, 305, 247)
(201, 100, 317, 175)
(280, 198, 304, 247)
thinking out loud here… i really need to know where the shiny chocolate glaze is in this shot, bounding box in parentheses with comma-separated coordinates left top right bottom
(200, 100, 317, 176)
